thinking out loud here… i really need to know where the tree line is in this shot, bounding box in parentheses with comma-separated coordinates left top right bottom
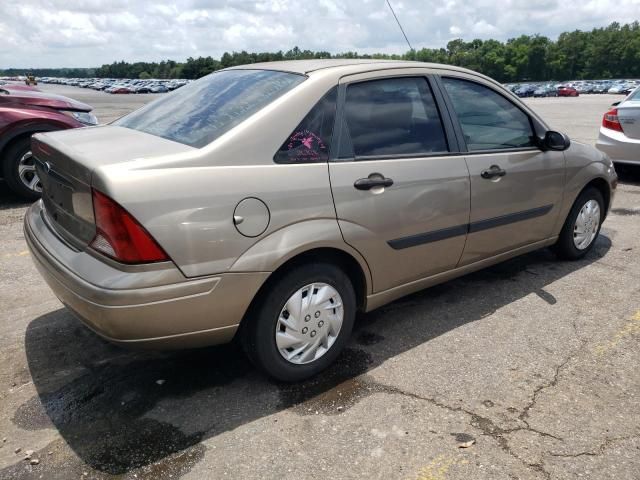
(3, 22, 639, 82)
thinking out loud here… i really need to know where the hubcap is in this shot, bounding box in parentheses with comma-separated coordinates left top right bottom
(573, 199, 600, 250)
(275, 283, 344, 365)
(18, 151, 42, 193)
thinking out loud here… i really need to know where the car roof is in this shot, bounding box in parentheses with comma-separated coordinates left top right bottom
(228, 59, 478, 76)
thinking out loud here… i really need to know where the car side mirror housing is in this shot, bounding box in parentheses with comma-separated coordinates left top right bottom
(542, 130, 571, 151)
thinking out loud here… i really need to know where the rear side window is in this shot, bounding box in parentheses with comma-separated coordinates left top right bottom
(274, 88, 337, 164)
(115, 69, 305, 148)
(338, 77, 448, 158)
(441, 77, 534, 151)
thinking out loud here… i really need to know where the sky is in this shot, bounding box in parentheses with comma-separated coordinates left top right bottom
(1, 0, 639, 68)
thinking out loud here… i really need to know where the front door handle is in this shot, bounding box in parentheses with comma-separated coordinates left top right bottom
(354, 174, 394, 190)
(481, 165, 507, 179)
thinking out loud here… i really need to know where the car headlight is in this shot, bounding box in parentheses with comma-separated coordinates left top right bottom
(63, 111, 98, 126)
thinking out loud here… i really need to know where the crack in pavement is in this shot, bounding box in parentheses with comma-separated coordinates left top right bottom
(548, 434, 640, 459)
(360, 318, 597, 480)
(518, 319, 590, 427)
(360, 379, 555, 479)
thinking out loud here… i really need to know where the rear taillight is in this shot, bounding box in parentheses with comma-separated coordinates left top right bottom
(90, 189, 169, 264)
(602, 108, 623, 132)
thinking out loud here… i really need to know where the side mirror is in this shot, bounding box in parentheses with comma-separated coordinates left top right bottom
(611, 101, 621, 107)
(542, 131, 571, 151)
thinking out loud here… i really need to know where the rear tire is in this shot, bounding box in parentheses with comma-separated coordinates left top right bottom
(242, 262, 356, 382)
(553, 187, 604, 260)
(2, 136, 41, 200)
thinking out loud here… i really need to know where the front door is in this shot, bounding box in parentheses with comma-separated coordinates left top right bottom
(439, 76, 565, 265)
(329, 73, 470, 293)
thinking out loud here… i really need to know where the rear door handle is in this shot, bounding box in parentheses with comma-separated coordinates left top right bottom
(481, 165, 507, 179)
(354, 175, 394, 190)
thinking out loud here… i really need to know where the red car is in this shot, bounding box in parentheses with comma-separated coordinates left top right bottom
(0, 84, 97, 199)
(557, 86, 579, 97)
(1, 84, 39, 92)
(109, 86, 132, 94)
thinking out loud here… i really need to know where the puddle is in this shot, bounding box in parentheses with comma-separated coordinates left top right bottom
(12, 344, 249, 476)
(278, 348, 374, 415)
(12, 395, 54, 430)
(132, 445, 206, 480)
(86, 419, 204, 475)
(0, 439, 206, 480)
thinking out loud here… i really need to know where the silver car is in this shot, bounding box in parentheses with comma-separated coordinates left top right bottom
(596, 86, 640, 164)
(25, 60, 617, 381)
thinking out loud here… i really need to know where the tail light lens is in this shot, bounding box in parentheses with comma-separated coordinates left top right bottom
(90, 189, 169, 264)
(602, 108, 623, 132)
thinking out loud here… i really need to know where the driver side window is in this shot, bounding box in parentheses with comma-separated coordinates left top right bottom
(442, 77, 535, 151)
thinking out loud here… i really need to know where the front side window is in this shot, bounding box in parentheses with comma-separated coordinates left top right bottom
(339, 77, 448, 158)
(115, 69, 306, 148)
(441, 77, 534, 151)
(274, 88, 337, 164)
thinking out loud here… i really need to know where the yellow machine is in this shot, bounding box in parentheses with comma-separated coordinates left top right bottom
(25, 75, 37, 86)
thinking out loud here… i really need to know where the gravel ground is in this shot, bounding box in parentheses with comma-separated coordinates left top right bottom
(0, 86, 638, 480)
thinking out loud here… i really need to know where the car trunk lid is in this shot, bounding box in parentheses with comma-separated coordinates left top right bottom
(32, 126, 194, 248)
(618, 102, 640, 139)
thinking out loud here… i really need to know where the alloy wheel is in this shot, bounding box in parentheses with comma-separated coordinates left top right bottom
(17, 151, 42, 193)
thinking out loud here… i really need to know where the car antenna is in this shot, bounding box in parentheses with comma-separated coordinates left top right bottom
(386, 0, 414, 52)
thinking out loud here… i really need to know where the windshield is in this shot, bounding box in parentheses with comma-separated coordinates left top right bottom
(629, 87, 640, 101)
(114, 69, 306, 148)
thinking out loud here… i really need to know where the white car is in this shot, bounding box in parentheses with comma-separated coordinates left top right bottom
(596, 86, 640, 164)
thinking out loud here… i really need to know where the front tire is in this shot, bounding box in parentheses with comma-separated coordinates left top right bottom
(242, 262, 356, 382)
(553, 187, 604, 260)
(2, 136, 42, 200)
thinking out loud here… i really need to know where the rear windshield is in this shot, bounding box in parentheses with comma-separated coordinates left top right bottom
(629, 87, 640, 101)
(114, 69, 306, 148)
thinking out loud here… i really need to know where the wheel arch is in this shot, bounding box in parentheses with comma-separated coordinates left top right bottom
(269, 247, 368, 311)
(553, 157, 615, 237)
(230, 219, 372, 296)
(0, 122, 65, 165)
(583, 177, 611, 215)
(237, 244, 371, 335)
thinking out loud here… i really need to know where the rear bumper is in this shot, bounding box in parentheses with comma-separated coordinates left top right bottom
(596, 127, 640, 164)
(24, 200, 269, 349)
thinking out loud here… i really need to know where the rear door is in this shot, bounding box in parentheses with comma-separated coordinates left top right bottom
(329, 71, 470, 293)
(438, 76, 565, 265)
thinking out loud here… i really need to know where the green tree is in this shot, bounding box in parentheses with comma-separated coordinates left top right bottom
(11, 22, 640, 82)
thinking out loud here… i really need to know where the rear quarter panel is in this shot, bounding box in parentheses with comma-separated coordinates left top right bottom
(95, 162, 339, 278)
(92, 71, 348, 279)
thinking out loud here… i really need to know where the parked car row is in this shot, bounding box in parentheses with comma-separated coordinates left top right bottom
(37, 77, 190, 94)
(505, 79, 640, 98)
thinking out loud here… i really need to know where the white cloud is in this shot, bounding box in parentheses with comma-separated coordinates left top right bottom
(0, 0, 638, 68)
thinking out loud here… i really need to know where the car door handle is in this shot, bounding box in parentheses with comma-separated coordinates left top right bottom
(481, 165, 507, 179)
(354, 175, 394, 190)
